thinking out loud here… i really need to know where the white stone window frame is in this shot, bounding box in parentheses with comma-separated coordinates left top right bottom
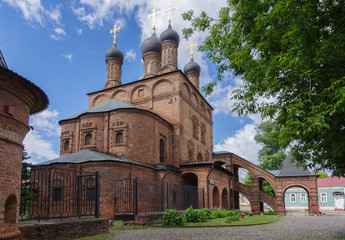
(300, 193, 307, 203)
(80, 124, 97, 149)
(321, 193, 327, 202)
(290, 193, 296, 202)
(111, 122, 128, 147)
(61, 131, 73, 153)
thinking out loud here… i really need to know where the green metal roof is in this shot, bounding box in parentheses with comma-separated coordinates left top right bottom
(62, 99, 143, 121)
(38, 149, 156, 169)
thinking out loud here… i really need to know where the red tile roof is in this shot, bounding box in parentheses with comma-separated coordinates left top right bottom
(317, 177, 345, 187)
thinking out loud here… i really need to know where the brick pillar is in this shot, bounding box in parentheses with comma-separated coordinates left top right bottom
(143, 53, 161, 78)
(104, 59, 122, 89)
(186, 73, 200, 91)
(251, 177, 261, 212)
(275, 191, 285, 214)
(160, 41, 178, 73)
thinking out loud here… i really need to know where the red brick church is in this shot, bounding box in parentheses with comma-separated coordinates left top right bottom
(37, 9, 320, 219)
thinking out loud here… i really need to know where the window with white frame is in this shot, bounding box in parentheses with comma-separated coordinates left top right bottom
(290, 193, 296, 202)
(300, 193, 307, 202)
(321, 193, 327, 202)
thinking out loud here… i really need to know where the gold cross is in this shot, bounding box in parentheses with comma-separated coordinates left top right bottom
(164, 3, 176, 25)
(149, 9, 160, 33)
(187, 41, 198, 58)
(110, 24, 121, 44)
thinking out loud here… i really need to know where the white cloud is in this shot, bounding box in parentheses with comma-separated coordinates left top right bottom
(214, 124, 261, 165)
(24, 131, 59, 163)
(61, 54, 73, 62)
(125, 49, 136, 61)
(50, 27, 66, 40)
(2, 0, 45, 24)
(29, 109, 60, 136)
(23, 109, 60, 163)
(77, 28, 83, 35)
(45, 5, 61, 24)
(2, 0, 61, 25)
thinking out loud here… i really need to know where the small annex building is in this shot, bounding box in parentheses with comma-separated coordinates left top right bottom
(285, 177, 345, 211)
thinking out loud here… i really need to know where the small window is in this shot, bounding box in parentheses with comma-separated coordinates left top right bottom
(138, 89, 144, 97)
(290, 193, 296, 202)
(300, 193, 307, 202)
(85, 133, 92, 146)
(115, 131, 124, 144)
(321, 193, 327, 202)
(63, 139, 70, 151)
(53, 187, 62, 202)
(188, 151, 192, 161)
(147, 63, 151, 73)
(193, 124, 198, 139)
(159, 139, 165, 163)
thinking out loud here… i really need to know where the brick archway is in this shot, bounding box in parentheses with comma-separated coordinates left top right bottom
(213, 152, 320, 214)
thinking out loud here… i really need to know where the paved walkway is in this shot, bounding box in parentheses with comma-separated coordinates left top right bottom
(111, 214, 345, 240)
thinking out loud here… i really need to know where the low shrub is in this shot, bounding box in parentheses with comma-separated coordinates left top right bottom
(225, 215, 240, 223)
(264, 210, 278, 215)
(233, 210, 241, 216)
(162, 209, 185, 226)
(184, 206, 208, 223)
(225, 210, 236, 216)
(211, 210, 227, 218)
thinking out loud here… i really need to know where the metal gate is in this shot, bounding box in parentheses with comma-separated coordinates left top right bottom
(20, 164, 100, 221)
(114, 178, 204, 220)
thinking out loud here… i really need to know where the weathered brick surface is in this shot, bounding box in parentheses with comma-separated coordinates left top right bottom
(0, 68, 48, 239)
(19, 218, 109, 240)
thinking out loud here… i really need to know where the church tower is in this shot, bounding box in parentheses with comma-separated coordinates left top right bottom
(160, 4, 179, 73)
(104, 24, 124, 89)
(141, 9, 162, 78)
(184, 41, 201, 90)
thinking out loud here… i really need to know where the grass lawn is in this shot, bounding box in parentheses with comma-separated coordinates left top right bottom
(111, 220, 149, 230)
(183, 215, 279, 227)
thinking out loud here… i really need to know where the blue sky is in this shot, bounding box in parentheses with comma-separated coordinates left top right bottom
(0, 0, 264, 165)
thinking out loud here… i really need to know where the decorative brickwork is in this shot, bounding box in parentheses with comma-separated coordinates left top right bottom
(0, 65, 48, 239)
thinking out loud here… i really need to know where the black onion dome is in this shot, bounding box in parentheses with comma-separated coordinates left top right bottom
(184, 58, 201, 75)
(105, 43, 124, 63)
(141, 33, 161, 56)
(160, 25, 180, 46)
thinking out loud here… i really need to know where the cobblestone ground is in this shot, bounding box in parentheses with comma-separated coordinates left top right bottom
(111, 214, 345, 240)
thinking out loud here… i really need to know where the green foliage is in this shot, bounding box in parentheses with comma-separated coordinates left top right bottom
(162, 209, 186, 226)
(243, 174, 275, 197)
(255, 121, 286, 171)
(225, 210, 236, 216)
(183, 1, 345, 176)
(312, 171, 328, 179)
(264, 210, 278, 215)
(225, 215, 240, 223)
(211, 210, 227, 218)
(184, 206, 208, 223)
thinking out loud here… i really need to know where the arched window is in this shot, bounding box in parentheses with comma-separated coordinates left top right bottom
(147, 63, 151, 73)
(159, 139, 165, 163)
(115, 131, 123, 144)
(63, 139, 70, 151)
(188, 151, 192, 161)
(84, 133, 92, 146)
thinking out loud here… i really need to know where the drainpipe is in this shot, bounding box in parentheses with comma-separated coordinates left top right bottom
(160, 166, 168, 211)
(207, 163, 215, 209)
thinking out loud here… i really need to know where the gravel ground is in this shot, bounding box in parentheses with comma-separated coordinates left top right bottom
(111, 214, 345, 240)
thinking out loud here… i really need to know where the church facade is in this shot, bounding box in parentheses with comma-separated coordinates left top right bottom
(41, 21, 233, 218)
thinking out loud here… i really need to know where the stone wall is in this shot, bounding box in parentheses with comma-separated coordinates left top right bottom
(19, 219, 109, 240)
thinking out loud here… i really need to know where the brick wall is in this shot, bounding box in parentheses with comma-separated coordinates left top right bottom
(19, 218, 109, 240)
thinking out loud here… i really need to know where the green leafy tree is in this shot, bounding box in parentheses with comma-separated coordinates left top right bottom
(255, 121, 286, 171)
(183, 1, 345, 176)
(312, 171, 329, 179)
